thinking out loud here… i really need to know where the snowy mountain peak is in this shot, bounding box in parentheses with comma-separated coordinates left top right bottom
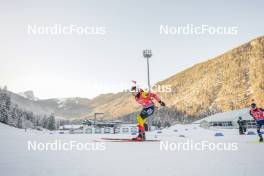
(18, 91, 39, 101)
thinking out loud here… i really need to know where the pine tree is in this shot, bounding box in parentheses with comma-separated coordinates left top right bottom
(42, 115, 48, 129)
(47, 115, 56, 130)
(0, 87, 50, 129)
(0, 87, 11, 124)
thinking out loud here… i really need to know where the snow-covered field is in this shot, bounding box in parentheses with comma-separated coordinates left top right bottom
(0, 123, 263, 176)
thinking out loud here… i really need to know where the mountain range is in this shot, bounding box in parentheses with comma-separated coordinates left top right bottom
(7, 36, 264, 120)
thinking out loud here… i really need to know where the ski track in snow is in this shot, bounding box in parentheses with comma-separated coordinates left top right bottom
(0, 123, 263, 176)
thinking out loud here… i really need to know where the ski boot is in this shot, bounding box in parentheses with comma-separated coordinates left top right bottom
(132, 133, 143, 141)
(259, 136, 263, 142)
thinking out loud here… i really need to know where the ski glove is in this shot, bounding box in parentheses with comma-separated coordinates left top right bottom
(159, 101, 166, 106)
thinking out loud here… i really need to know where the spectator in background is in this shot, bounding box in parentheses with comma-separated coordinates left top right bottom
(237, 116, 246, 135)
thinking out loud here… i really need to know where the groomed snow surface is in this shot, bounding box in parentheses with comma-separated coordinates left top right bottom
(0, 122, 263, 176)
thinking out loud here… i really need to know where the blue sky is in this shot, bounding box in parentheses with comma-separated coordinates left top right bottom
(0, 0, 263, 99)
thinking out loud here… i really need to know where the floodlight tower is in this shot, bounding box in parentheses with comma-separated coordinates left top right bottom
(143, 49, 152, 131)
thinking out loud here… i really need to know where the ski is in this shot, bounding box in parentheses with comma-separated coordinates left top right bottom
(101, 138, 160, 142)
(104, 139, 160, 142)
(101, 137, 132, 141)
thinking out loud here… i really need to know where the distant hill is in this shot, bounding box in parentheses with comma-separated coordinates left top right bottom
(157, 36, 264, 117)
(18, 91, 39, 101)
(9, 92, 92, 119)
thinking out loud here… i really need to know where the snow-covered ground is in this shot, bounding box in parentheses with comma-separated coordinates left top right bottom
(0, 123, 263, 176)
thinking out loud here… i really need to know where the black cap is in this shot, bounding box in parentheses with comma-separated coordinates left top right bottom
(131, 86, 137, 91)
(251, 103, 257, 109)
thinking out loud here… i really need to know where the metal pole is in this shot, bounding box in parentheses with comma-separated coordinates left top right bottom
(94, 113, 96, 126)
(147, 57, 151, 92)
(147, 57, 151, 131)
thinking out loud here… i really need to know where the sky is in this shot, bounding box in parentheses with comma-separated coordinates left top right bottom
(0, 0, 264, 99)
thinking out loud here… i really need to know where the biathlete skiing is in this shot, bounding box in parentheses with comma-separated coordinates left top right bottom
(131, 83, 165, 141)
(249, 103, 264, 142)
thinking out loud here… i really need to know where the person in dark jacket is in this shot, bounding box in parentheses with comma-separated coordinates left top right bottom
(237, 116, 246, 135)
(237, 117, 245, 135)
